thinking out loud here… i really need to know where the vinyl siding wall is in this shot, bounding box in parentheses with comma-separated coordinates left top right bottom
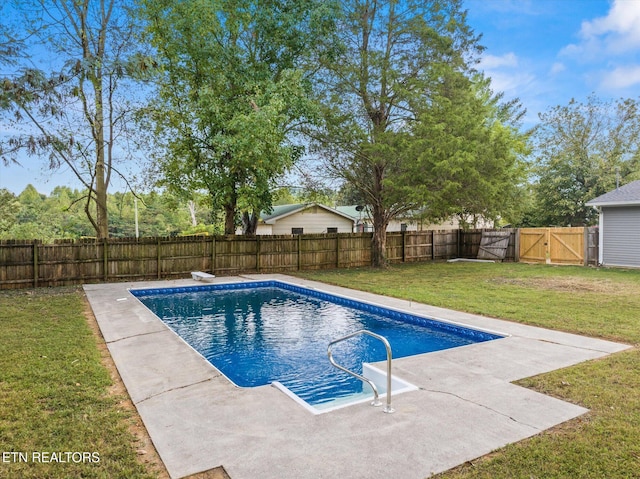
(601, 206, 640, 268)
(269, 206, 354, 235)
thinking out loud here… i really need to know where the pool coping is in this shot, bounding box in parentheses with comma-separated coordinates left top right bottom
(84, 274, 631, 479)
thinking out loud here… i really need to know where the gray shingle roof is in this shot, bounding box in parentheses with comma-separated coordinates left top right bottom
(586, 180, 640, 206)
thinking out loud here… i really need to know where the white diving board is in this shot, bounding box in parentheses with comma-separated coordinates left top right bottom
(191, 271, 216, 282)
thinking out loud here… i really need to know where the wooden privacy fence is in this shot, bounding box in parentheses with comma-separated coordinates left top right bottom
(519, 227, 598, 266)
(0, 229, 517, 290)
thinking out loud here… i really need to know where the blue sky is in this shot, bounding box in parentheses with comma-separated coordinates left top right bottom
(466, 0, 640, 125)
(1, 0, 639, 195)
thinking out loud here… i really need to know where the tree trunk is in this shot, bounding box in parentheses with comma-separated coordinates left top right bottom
(93, 75, 109, 239)
(242, 212, 258, 235)
(188, 200, 198, 226)
(224, 203, 235, 235)
(370, 202, 389, 267)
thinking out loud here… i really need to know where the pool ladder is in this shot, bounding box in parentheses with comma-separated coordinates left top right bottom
(327, 330, 395, 413)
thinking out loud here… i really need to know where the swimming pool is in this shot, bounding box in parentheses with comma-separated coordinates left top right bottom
(131, 281, 503, 409)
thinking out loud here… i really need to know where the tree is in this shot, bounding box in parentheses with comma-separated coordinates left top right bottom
(0, 5, 27, 164)
(312, 0, 495, 266)
(408, 71, 530, 229)
(0, 189, 19, 233)
(138, 0, 337, 234)
(0, 0, 144, 238)
(531, 95, 640, 226)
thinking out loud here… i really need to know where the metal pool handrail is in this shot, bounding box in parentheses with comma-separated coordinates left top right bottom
(327, 330, 395, 414)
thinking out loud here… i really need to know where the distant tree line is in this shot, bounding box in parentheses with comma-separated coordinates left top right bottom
(0, 184, 347, 242)
(0, 185, 216, 241)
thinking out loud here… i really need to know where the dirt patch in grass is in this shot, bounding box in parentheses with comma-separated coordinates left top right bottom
(488, 276, 635, 294)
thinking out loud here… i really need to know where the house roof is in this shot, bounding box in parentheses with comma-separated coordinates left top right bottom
(261, 203, 355, 224)
(586, 180, 640, 207)
(334, 205, 366, 219)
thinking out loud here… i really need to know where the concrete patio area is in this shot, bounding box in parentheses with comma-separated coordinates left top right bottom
(84, 274, 630, 479)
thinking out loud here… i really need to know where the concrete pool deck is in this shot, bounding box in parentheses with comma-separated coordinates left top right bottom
(84, 274, 630, 479)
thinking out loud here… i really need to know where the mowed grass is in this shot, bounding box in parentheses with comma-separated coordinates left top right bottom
(297, 262, 640, 478)
(2, 263, 639, 478)
(0, 288, 160, 479)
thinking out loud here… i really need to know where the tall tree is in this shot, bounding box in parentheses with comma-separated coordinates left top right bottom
(312, 0, 492, 266)
(408, 70, 529, 229)
(0, 5, 26, 164)
(0, 0, 143, 238)
(532, 95, 640, 226)
(138, 0, 337, 234)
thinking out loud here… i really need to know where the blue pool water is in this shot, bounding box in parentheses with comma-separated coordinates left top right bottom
(131, 281, 502, 406)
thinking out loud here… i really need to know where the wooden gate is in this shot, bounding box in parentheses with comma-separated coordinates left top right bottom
(519, 227, 585, 265)
(477, 230, 511, 260)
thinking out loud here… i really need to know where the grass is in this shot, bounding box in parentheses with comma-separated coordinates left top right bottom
(0, 287, 163, 479)
(2, 262, 639, 478)
(296, 262, 640, 478)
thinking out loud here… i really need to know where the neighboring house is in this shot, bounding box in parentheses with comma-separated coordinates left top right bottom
(242, 202, 494, 236)
(586, 180, 640, 268)
(249, 203, 355, 235)
(335, 206, 494, 232)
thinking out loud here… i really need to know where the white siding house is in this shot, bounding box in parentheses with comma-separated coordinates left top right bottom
(252, 204, 355, 235)
(334, 206, 494, 232)
(586, 180, 640, 268)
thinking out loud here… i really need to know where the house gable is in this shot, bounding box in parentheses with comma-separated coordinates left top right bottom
(258, 203, 355, 235)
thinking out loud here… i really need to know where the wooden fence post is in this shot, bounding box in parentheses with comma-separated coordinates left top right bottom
(33, 240, 39, 288)
(256, 236, 261, 272)
(297, 234, 302, 271)
(157, 238, 162, 279)
(103, 239, 108, 281)
(431, 231, 436, 261)
(336, 234, 340, 268)
(211, 236, 216, 274)
(583, 226, 589, 266)
(401, 231, 406, 262)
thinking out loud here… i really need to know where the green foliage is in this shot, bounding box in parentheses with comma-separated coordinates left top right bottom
(0, 189, 19, 231)
(138, 0, 333, 233)
(0, 0, 147, 238)
(409, 72, 530, 228)
(0, 185, 94, 240)
(0, 185, 219, 241)
(313, 0, 527, 263)
(529, 95, 640, 226)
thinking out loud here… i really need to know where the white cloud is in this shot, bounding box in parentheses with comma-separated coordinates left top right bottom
(564, 0, 640, 56)
(549, 62, 565, 75)
(477, 52, 536, 97)
(601, 65, 640, 90)
(478, 52, 518, 70)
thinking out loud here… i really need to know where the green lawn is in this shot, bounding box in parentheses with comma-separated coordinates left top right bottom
(1, 262, 639, 478)
(297, 262, 640, 478)
(0, 288, 163, 479)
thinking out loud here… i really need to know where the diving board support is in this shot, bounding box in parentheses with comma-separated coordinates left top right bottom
(327, 330, 395, 413)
